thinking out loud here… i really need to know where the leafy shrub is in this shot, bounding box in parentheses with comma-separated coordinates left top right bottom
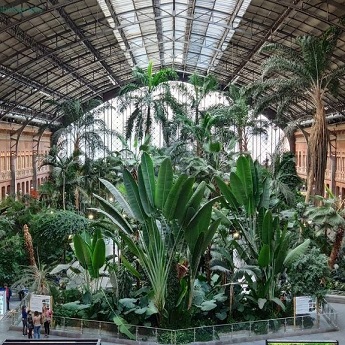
(253, 320, 268, 334)
(295, 314, 314, 329)
(158, 327, 217, 344)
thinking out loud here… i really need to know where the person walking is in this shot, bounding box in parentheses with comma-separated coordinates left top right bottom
(33, 311, 42, 339)
(27, 310, 34, 339)
(21, 305, 28, 336)
(4, 284, 11, 311)
(43, 305, 52, 337)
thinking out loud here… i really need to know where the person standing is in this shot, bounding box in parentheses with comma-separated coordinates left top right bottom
(43, 306, 52, 337)
(27, 310, 34, 339)
(4, 284, 11, 311)
(21, 305, 28, 336)
(33, 311, 42, 339)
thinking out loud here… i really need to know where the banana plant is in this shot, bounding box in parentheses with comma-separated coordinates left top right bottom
(215, 155, 309, 314)
(92, 152, 221, 319)
(73, 228, 106, 292)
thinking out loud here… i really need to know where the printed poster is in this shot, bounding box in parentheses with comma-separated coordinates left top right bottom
(29, 294, 51, 313)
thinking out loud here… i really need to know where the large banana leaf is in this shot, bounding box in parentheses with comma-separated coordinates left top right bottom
(236, 155, 253, 199)
(140, 152, 155, 207)
(155, 157, 173, 209)
(99, 178, 134, 218)
(123, 168, 147, 222)
(73, 234, 92, 270)
(215, 177, 239, 209)
(163, 174, 188, 220)
(90, 195, 133, 235)
(92, 238, 106, 272)
(138, 165, 153, 216)
(174, 177, 195, 223)
(284, 239, 310, 266)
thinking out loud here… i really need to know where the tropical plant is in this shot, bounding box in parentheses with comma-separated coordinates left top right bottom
(268, 152, 303, 207)
(215, 155, 310, 317)
(29, 209, 91, 264)
(287, 246, 330, 301)
(72, 229, 106, 292)
(0, 218, 26, 283)
(249, 20, 345, 202)
(303, 188, 345, 268)
(92, 152, 221, 323)
(45, 98, 112, 159)
(210, 84, 268, 153)
(118, 61, 180, 143)
(176, 73, 219, 156)
(41, 150, 81, 210)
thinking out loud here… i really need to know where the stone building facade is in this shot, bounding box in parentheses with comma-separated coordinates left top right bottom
(0, 121, 51, 200)
(295, 122, 345, 198)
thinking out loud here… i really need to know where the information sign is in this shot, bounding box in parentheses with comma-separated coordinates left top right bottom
(29, 294, 51, 313)
(0, 290, 5, 316)
(295, 296, 316, 314)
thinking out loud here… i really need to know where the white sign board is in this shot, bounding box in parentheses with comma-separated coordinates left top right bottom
(29, 294, 51, 313)
(295, 296, 316, 314)
(0, 290, 5, 316)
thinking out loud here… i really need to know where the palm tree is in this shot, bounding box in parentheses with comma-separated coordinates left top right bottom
(46, 98, 111, 159)
(176, 73, 219, 156)
(41, 151, 81, 210)
(118, 61, 180, 143)
(250, 21, 345, 202)
(210, 84, 268, 153)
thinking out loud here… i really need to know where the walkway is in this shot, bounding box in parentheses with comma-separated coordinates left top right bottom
(1, 298, 345, 345)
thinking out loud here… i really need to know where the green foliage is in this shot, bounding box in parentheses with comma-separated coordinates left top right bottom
(53, 290, 116, 321)
(30, 209, 90, 264)
(287, 246, 330, 300)
(93, 152, 221, 318)
(215, 155, 309, 318)
(0, 232, 26, 283)
(119, 61, 179, 142)
(72, 229, 106, 291)
(268, 152, 303, 207)
(159, 327, 217, 344)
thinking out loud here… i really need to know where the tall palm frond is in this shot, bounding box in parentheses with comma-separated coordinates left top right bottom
(249, 20, 345, 202)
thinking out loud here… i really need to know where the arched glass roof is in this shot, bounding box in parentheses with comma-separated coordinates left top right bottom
(0, 0, 345, 125)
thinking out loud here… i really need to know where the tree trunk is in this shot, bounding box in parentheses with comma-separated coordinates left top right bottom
(305, 90, 328, 204)
(238, 127, 244, 152)
(329, 227, 345, 269)
(286, 130, 296, 153)
(195, 106, 203, 157)
(145, 106, 151, 138)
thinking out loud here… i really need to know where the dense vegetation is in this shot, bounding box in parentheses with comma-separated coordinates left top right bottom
(1, 24, 345, 340)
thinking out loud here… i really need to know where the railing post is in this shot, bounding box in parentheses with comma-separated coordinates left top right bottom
(212, 326, 215, 340)
(63, 317, 66, 331)
(194, 328, 196, 342)
(80, 319, 83, 334)
(98, 321, 102, 335)
(136, 326, 138, 341)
